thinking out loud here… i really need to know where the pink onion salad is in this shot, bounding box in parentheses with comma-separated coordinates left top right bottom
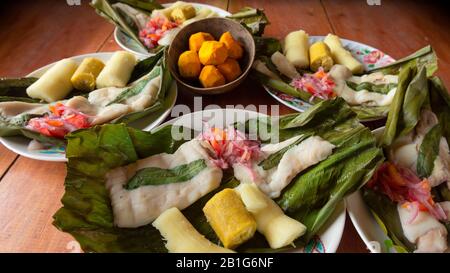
(26, 103, 91, 139)
(139, 16, 179, 49)
(198, 126, 262, 172)
(290, 68, 336, 101)
(367, 162, 447, 223)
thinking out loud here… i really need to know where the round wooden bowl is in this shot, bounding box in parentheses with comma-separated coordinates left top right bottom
(168, 17, 255, 95)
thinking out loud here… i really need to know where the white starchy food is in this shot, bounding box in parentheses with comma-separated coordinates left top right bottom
(151, 1, 186, 18)
(26, 58, 78, 102)
(329, 64, 397, 107)
(283, 30, 310, 68)
(324, 34, 363, 74)
(233, 135, 335, 198)
(397, 204, 448, 252)
(182, 8, 218, 26)
(252, 60, 281, 80)
(65, 75, 161, 125)
(152, 207, 234, 253)
(235, 184, 307, 249)
(270, 51, 299, 79)
(105, 139, 223, 228)
(96, 51, 137, 88)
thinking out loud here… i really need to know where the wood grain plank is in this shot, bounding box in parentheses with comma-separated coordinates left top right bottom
(0, 157, 72, 252)
(0, 0, 114, 77)
(0, 0, 113, 253)
(229, 0, 333, 38)
(0, 145, 17, 179)
(322, 0, 450, 86)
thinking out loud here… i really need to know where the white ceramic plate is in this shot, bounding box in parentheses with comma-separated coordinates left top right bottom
(264, 36, 395, 114)
(114, 2, 232, 57)
(346, 127, 395, 253)
(152, 108, 347, 253)
(0, 52, 177, 162)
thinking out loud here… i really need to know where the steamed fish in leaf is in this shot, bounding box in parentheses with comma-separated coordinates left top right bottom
(0, 56, 166, 141)
(106, 139, 222, 228)
(329, 64, 398, 107)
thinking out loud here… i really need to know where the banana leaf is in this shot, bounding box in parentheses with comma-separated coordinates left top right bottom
(90, 0, 148, 51)
(227, 7, 269, 36)
(254, 36, 282, 57)
(369, 45, 437, 77)
(53, 98, 383, 252)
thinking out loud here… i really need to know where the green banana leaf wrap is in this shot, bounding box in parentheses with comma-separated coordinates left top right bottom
(0, 50, 173, 146)
(361, 53, 450, 252)
(252, 42, 438, 121)
(53, 98, 384, 252)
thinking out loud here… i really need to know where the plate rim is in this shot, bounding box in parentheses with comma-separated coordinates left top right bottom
(0, 51, 177, 162)
(346, 126, 389, 253)
(151, 107, 347, 253)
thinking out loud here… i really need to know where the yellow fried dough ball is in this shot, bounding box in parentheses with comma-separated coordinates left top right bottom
(217, 58, 242, 82)
(199, 41, 228, 66)
(189, 32, 215, 52)
(178, 50, 202, 79)
(199, 65, 226, 88)
(219, 31, 243, 59)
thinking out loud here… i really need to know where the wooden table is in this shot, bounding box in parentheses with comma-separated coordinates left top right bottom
(0, 0, 449, 253)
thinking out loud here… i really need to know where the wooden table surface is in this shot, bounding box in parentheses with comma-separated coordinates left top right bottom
(0, 0, 449, 253)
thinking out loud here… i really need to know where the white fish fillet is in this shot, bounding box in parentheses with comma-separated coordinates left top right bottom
(65, 75, 161, 125)
(397, 204, 448, 252)
(233, 136, 335, 198)
(330, 65, 397, 107)
(105, 140, 222, 228)
(390, 109, 450, 188)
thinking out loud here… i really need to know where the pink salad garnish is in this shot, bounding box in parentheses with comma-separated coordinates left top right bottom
(139, 16, 179, 49)
(367, 162, 447, 222)
(290, 67, 336, 101)
(198, 125, 261, 171)
(26, 103, 91, 139)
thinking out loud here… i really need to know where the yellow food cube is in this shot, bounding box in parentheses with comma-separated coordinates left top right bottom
(70, 57, 105, 91)
(199, 65, 226, 88)
(309, 42, 334, 72)
(178, 50, 202, 79)
(198, 41, 228, 65)
(219, 31, 243, 59)
(217, 58, 242, 82)
(189, 32, 215, 52)
(203, 189, 257, 249)
(170, 5, 196, 23)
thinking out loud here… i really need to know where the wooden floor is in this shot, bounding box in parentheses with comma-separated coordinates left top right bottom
(0, 0, 449, 252)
